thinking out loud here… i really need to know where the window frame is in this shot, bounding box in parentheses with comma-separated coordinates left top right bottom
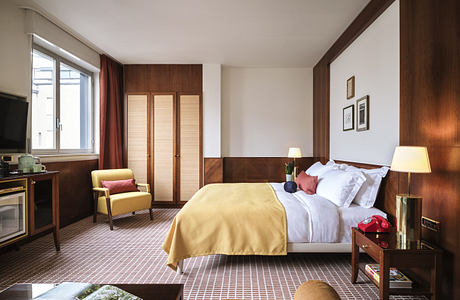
(32, 44, 95, 155)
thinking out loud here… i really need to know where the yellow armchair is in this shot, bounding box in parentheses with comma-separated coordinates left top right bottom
(91, 169, 153, 230)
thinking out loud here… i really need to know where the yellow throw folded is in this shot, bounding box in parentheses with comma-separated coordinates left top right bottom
(162, 183, 287, 271)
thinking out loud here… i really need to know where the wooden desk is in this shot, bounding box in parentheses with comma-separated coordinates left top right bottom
(351, 227, 442, 300)
(0, 283, 183, 300)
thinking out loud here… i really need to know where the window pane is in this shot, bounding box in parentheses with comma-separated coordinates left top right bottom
(32, 50, 56, 150)
(59, 63, 92, 150)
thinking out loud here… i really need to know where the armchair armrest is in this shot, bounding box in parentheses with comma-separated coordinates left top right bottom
(136, 183, 150, 193)
(93, 187, 110, 198)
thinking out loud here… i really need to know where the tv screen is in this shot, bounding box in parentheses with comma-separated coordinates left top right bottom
(0, 92, 28, 152)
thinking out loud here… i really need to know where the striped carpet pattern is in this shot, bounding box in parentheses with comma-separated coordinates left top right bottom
(0, 209, 426, 299)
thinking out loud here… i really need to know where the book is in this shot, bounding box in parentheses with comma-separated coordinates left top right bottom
(33, 282, 142, 300)
(365, 264, 413, 288)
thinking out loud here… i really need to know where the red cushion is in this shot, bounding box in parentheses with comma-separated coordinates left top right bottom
(101, 179, 138, 195)
(296, 171, 318, 195)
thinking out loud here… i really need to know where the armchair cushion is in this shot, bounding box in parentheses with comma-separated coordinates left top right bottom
(98, 192, 152, 216)
(101, 179, 138, 194)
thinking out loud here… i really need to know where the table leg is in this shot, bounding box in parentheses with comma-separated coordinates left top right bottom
(431, 252, 441, 300)
(351, 230, 359, 283)
(379, 253, 389, 300)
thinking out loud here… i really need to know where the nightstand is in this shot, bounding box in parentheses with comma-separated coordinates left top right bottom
(351, 227, 442, 300)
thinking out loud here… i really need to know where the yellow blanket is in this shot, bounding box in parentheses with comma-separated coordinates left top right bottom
(162, 183, 287, 270)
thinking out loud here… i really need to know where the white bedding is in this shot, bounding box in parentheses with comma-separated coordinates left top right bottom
(270, 183, 386, 243)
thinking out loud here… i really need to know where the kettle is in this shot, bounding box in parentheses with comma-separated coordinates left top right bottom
(18, 154, 40, 173)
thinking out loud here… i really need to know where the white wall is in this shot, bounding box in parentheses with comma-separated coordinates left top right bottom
(222, 67, 313, 157)
(0, 1, 31, 100)
(202, 64, 221, 157)
(329, 0, 399, 166)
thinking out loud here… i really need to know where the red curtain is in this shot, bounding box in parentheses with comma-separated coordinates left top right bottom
(99, 54, 124, 169)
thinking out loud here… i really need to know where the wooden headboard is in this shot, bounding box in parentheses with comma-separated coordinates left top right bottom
(334, 160, 399, 222)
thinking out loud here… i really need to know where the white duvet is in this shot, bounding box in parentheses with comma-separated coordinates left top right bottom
(270, 183, 386, 243)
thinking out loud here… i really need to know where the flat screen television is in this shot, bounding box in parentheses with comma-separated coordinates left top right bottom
(0, 92, 29, 153)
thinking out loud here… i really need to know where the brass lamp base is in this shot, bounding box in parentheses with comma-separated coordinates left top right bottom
(396, 194, 422, 244)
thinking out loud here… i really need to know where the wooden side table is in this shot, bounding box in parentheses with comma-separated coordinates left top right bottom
(351, 227, 442, 300)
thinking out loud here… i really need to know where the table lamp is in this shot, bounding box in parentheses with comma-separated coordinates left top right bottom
(390, 146, 431, 243)
(288, 147, 302, 181)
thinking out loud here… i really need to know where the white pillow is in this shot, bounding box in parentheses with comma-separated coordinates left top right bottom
(315, 168, 366, 207)
(306, 160, 335, 178)
(344, 166, 389, 208)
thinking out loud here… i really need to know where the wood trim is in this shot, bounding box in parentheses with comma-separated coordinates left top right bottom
(223, 157, 314, 183)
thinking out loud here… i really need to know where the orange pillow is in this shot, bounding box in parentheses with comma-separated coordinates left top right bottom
(296, 171, 318, 195)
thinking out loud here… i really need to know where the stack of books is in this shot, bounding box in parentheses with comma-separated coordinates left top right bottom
(365, 264, 413, 288)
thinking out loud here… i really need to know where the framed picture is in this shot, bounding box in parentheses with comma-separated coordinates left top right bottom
(343, 105, 354, 131)
(356, 95, 369, 131)
(347, 76, 355, 99)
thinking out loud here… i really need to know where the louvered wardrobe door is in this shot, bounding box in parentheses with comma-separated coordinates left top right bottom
(152, 94, 175, 203)
(179, 95, 201, 202)
(127, 94, 148, 183)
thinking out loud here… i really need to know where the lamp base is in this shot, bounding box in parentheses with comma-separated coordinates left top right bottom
(396, 194, 422, 243)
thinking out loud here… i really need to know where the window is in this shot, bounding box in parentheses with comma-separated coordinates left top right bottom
(32, 46, 94, 153)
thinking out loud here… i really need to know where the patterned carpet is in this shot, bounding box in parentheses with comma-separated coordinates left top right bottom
(0, 209, 426, 299)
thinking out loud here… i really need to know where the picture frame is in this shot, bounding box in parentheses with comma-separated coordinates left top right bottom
(343, 104, 354, 131)
(356, 95, 369, 131)
(347, 76, 355, 99)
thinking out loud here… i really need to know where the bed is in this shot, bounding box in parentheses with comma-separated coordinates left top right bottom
(162, 161, 390, 273)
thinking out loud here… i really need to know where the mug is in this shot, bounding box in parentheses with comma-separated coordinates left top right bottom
(33, 164, 46, 173)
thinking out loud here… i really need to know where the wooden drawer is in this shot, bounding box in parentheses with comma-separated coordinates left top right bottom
(355, 231, 380, 261)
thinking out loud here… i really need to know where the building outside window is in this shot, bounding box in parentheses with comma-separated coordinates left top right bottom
(31, 46, 94, 154)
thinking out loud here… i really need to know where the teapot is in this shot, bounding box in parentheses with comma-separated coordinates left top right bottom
(18, 154, 40, 173)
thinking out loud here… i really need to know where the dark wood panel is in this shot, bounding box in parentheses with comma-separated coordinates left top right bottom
(400, 0, 459, 297)
(204, 158, 223, 185)
(223, 157, 314, 183)
(124, 64, 202, 93)
(312, 0, 394, 162)
(44, 159, 98, 227)
(313, 60, 330, 163)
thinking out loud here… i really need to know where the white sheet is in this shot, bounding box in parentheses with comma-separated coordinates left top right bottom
(270, 183, 386, 243)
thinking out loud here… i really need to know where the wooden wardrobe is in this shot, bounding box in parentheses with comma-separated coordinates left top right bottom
(124, 65, 203, 206)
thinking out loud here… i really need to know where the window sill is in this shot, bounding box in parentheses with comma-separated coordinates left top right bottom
(34, 153, 99, 163)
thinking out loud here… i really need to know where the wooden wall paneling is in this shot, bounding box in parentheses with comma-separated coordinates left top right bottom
(204, 158, 223, 185)
(313, 59, 330, 163)
(223, 157, 314, 183)
(400, 0, 459, 297)
(152, 94, 175, 203)
(124, 64, 202, 93)
(127, 94, 148, 183)
(178, 94, 202, 203)
(43, 159, 98, 227)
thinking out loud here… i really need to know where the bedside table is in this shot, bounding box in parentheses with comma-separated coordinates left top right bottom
(351, 227, 442, 300)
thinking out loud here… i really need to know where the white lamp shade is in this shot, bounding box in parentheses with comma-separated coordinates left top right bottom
(288, 147, 302, 158)
(390, 146, 431, 173)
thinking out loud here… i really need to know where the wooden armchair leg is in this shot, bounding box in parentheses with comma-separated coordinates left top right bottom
(149, 208, 153, 220)
(93, 192, 98, 223)
(105, 197, 113, 230)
